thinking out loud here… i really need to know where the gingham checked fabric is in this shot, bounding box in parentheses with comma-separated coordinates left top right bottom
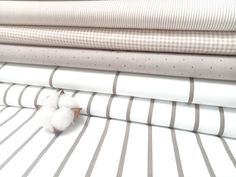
(0, 84, 235, 139)
(0, 108, 235, 177)
(0, 26, 235, 55)
(1, 63, 236, 109)
(1, 44, 236, 81)
(0, 0, 236, 31)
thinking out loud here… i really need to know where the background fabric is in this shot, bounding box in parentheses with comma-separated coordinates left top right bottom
(0, 44, 236, 81)
(0, 83, 235, 139)
(1, 63, 236, 108)
(0, 26, 235, 55)
(0, 0, 235, 31)
(0, 111, 235, 177)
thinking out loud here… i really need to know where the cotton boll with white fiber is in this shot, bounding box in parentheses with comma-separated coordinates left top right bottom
(58, 93, 79, 108)
(35, 106, 57, 132)
(51, 107, 75, 132)
(41, 90, 61, 109)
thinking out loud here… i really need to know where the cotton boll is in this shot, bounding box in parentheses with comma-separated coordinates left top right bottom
(41, 91, 61, 109)
(35, 106, 57, 132)
(58, 93, 79, 108)
(51, 107, 74, 132)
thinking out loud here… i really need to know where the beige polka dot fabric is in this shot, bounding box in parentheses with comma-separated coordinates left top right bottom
(0, 44, 235, 81)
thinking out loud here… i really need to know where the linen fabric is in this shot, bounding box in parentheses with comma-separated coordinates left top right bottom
(0, 63, 236, 108)
(0, 26, 235, 55)
(0, 0, 235, 31)
(0, 44, 236, 81)
(0, 83, 235, 138)
(0, 109, 235, 177)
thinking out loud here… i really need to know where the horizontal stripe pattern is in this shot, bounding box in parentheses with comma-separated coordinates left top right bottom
(0, 0, 235, 31)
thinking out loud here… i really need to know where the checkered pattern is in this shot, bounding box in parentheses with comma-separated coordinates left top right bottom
(0, 26, 235, 55)
(0, 0, 235, 31)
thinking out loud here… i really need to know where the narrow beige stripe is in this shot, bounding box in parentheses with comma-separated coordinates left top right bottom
(53, 116, 91, 177)
(193, 104, 200, 132)
(3, 83, 15, 106)
(220, 138, 236, 168)
(218, 107, 225, 137)
(22, 133, 61, 177)
(148, 99, 154, 177)
(116, 122, 130, 177)
(0, 109, 37, 145)
(112, 72, 120, 95)
(126, 97, 134, 122)
(87, 93, 96, 116)
(147, 99, 154, 125)
(171, 130, 184, 177)
(0, 108, 22, 127)
(85, 119, 110, 177)
(188, 78, 194, 104)
(169, 102, 176, 128)
(195, 133, 216, 177)
(116, 97, 133, 177)
(34, 87, 45, 108)
(0, 127, 42, 170)
(18, 85, 29, 107)
(49, 66, 59, 88)
(0, 63, 7, 70)
(106, 95, 114, 118)
(72, 90, 79, 97)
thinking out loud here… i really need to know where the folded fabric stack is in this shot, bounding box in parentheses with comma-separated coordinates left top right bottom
(0, 1, 235, 177)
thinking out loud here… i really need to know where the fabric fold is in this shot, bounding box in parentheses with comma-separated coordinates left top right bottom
(0, 26, 235, 55)
(0, 0, 235, 31)
(0, 44, 236, 81)
(0, 63, 236, 108)
(0, 83, 236, 139)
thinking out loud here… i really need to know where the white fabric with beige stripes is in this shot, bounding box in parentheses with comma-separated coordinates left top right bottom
(0, 83, 235, 139)
(0, 0, 235, 31)
(0, 106, 235, 177)
(0, 63, 236, 108)
(0, 26, 235, 55)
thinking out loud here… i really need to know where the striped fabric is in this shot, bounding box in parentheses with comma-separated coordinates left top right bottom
(0, 26, 235, 55)
(0, 108, 235, 177)
(1, 44, 236, 81)
(0, 63, 236, 108)
(0, 84, 235, 139)
(0, 0, 235, 31)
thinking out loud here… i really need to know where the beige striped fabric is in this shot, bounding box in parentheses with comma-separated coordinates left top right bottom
(0, 0, 235, 31)
(0, 63, 236, 108)
(0, 84, 235, 138)
(0, 109, 235, 177)
(0, 44, 236, 81)
(0, 26, 235, 55)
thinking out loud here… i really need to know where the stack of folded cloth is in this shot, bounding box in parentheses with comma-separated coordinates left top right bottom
(0, 1, 235, 177)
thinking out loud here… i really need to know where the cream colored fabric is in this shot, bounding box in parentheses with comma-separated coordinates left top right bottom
(0, 26, 235, 55)
(0, 44, 236, 81)
(0, 0, 235, 31)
